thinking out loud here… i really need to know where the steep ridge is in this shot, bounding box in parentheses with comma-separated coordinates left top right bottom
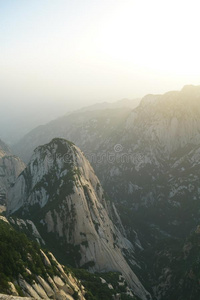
(0, 139, 25, 206)
(79, 97, 141, 112)
(125, 85, 200, 156)
(91, 85, 200, 299)
(7, 138, 151, 300)
(95, 85, 200, 207)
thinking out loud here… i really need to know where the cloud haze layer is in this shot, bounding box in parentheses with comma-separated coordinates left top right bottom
(1, 0, 200, 143)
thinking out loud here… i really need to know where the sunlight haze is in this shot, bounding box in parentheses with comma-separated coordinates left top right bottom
(1, 0, 200, 142)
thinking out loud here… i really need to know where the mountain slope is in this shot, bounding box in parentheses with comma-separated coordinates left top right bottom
(80, 98, 141, 112)
(0, 217, 86, 299)
(7, 138, 151, 300)
(0, 216, 140, 300)
(95, 85, 200, 212)
(90, 85, 200, 299)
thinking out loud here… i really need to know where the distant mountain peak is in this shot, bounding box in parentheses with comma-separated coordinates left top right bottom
(181, 84, 199, 92)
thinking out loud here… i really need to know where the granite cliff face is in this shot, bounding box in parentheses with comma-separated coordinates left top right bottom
(7, 138, 151, 300)
(94, 85, 200, 200)
(125, 85, 200, 155)
(0, 139, 25, 206)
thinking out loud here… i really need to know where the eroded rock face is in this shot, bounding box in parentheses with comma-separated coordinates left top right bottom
(0, 139, 25, 206)
(7, 138, 151, 300)
(14, 255, 86, 300)
(0, 216, 86, 300)
(16, 255, 86, 300)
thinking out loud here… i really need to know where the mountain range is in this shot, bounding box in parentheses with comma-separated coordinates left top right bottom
(1, 85, 200, 299)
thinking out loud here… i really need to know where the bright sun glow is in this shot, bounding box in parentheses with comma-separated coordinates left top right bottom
(95, 0, 200, 74)
(1, 0, 200, 106)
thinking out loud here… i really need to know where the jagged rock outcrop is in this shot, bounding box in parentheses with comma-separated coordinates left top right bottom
(0, 217, 86, 300)
(9, 217, 45, 246)
(7, 138, 151, 300)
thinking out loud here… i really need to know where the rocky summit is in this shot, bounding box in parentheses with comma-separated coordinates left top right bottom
(7, 138, 151, 300)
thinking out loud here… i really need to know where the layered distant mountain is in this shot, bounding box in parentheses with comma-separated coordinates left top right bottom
(13, 107, 133, 163)
(79, 97, 141, 112)
(0, 97, 140, 146)
(14, 85, 200, 164)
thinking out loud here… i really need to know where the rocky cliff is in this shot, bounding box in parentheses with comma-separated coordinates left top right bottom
(7, 138, 151, 300)
(0, 139, 25, 206)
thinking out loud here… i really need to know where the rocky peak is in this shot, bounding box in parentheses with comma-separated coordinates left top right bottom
(181, 84, 200, 94)
(125, 85, 200, 156)
(7, 138, 151, 300)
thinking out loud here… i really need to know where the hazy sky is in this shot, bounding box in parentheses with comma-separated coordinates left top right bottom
(1, 0, 200, 142)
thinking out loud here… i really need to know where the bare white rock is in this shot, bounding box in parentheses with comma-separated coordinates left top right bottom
(18, 277, 41, 299)
(36, 276, 54, 298)
(8, 139, 151, 300)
